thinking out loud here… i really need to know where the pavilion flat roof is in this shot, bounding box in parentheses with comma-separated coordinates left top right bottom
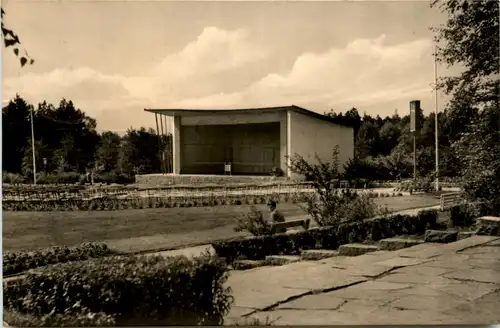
(144, 105, 353, 128)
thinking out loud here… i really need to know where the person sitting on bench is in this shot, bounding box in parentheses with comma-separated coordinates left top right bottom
(267, 200, 286, 233)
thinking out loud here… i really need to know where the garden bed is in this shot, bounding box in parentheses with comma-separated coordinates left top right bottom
(2, 190, 403, 212)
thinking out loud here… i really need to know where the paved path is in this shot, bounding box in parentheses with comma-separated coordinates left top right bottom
(225, 236, 500, 325)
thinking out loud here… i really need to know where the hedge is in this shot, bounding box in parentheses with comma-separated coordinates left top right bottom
(449, 201, 499, 227)
(3, 254, 233, 326)
(3, 242, 117, 276)
(212, 209, 439, 262)
(2, 194, 309, 211)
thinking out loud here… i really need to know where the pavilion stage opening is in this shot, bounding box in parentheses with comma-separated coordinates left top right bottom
(180, 122, 280, 175)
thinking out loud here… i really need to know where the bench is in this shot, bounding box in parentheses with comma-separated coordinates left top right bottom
(271, 218, 311, 234)
(440, 192, 462, 211)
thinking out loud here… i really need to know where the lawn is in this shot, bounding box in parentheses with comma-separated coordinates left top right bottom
(3, 195, 440, 253)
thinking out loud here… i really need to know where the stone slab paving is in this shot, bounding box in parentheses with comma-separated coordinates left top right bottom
(226, 236, 500, 325)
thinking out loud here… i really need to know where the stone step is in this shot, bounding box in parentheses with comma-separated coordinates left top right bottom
(476, 216, 500, 236)
(378, 237, 424, 251)
(457, 231, 477, 240)
(301, 249, 339, 260)
(424, 230, 458, 243)
(265, 255, 301, 265)
(232, 260, 263, 270)
(338, 244, 379, 256)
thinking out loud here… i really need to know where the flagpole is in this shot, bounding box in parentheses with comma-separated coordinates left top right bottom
(30, 106, 37, 185)
(434, 44, 439, 192)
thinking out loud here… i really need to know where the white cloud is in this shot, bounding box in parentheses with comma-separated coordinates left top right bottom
(176, 35, 435, 112)
(3, 28, 435, 131)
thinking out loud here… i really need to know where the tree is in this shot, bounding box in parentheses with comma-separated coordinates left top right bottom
(432, 0, 499, 208)
(118, 128, 163, 175)
(95, 131, 122, 173)
(2, 95, 32, 173)
(343, 107, 362, 136)
(35, 99, 100, 172)
(355, 120, 379, 158)
(378, 120, 401, 156)
(1, 8, 34, 67)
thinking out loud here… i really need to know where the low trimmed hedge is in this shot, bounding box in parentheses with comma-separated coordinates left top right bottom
(3, 242, 116, 276)
(212, 209, 439, 262)
(3, 191, 403, 212)
(3, 254, 233, 326)
(2, 194, 310, 211)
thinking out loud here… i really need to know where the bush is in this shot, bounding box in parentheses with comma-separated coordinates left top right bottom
(289, 147, 388, 228)
(3, 242, 116, 276)
(334, 192, 390, 224)
(396, 177, 434, 193)
(212, 209, 439, 262)
(94, 171, 135, 184)
(3, 254, 233, 326)
(448, 201, 495, 227)
(234, 206, 272, 236)
(35, 172, 83, 184)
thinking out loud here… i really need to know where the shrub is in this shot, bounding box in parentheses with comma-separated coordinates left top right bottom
(3, 242, 116, 276)
(448, 202, 494, 227)
(3, 254, 233, 326)
(289, 148, 388, 228)
(335, 193, 390, 224)
(270, 167, 284, 177)
(234, 206, 272, 236)
(94, 171, 135, 184)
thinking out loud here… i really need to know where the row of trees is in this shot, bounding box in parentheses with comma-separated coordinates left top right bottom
(326, 106, 461, 181)
(1, 93, 466, 183)
(2, 95, 171, 182)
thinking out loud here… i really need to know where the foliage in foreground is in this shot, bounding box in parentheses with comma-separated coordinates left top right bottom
(3, 242, 116, 276)
(3, 254, 233, 326)
(288, 146, 388, 227)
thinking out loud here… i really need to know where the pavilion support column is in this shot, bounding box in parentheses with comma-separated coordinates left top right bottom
(172, 116, 181, 174)
(286, 111, 292, 178)
(280, 114, 288, 177)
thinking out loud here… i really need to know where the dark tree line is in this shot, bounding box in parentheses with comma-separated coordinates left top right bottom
(2, 95, 171, 183)
(326, 107, 461, 181)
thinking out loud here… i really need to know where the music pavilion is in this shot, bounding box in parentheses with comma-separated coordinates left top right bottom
(144, 105, 354, 180)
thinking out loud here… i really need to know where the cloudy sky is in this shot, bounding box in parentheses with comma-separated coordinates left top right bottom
(2, 0, 451, 133)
